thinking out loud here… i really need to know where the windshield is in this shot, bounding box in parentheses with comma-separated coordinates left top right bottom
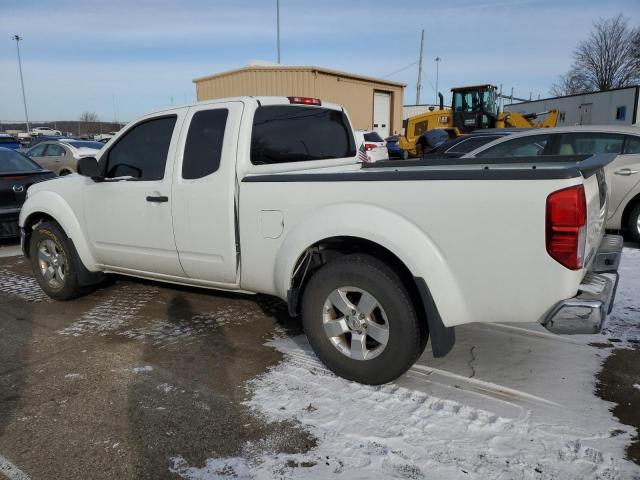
(0, 149, 41, 173)
(65, 140, 104, 150)
(452, 88, 497, 115)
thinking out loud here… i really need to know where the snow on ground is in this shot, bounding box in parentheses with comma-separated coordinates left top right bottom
(604, 247, 640, 344)
(171, 248, 640, 480)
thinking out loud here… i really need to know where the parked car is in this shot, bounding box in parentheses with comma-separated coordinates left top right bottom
(0, 147, 55, 238)
(460, 126, 640, 242)
(354, 130, 388, 163)
(420, 131, 513, 159)
(385, 135, 407, 159)
(0, 134, 21, 150)
(20, 96, 621, 385)
(31, 126, 62, 137)
(94, 132, 119, 142)
(25, 140, 103, 176)
(28, 135, 96, 148)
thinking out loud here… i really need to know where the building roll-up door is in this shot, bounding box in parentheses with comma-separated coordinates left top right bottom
(373, 91, 391, 138)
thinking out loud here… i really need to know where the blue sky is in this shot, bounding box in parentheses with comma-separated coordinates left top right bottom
(1, 0, 638, 122)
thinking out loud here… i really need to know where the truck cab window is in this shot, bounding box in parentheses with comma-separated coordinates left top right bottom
(250, 105, 355, 165)
(182, 109, 228, 179)
(104, 116, 176, 180)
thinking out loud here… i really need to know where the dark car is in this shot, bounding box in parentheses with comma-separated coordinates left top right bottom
(421, 131, 514, 159)
(0, 147, 56, 238)
(0, 134, 21, 150)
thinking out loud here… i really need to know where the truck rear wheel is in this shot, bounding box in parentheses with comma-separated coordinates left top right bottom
(29, 221, 89, 301)
(301, 254, 425, 384)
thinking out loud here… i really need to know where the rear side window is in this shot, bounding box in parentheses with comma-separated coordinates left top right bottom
(363, 132, 384, 142)
(45, 144, 65, 156)
(557, 133, 624, 155)
(624, 136, 640, 154)
(476, 134, 551, 157)
(105, 116, 176, 180)
(251, 106, 355, 165)
(447, 135, 501, 154)
(182, 109, 228, 179)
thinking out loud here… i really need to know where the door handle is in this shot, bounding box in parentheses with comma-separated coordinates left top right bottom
(614, 168, 639, 176)
(146, 195, 168, 203)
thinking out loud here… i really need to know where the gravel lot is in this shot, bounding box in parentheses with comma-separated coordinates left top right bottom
(0, 241, 639, 479)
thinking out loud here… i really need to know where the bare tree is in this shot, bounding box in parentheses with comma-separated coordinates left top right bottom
(79, 111, 98, 123)
(550, 68, 589, 96)
(551, 14, 640, 96)
(79, 111, 99, 135)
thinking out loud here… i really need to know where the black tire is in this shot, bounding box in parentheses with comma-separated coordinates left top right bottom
(627, 202, 640, 244)
(29, 221, 89, 300)
(301, 254, 426, 385)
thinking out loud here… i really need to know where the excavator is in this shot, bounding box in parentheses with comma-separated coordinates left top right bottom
(397, 84, 559, 157)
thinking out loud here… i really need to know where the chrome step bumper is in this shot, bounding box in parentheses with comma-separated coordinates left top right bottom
(543, 235, 622, 335)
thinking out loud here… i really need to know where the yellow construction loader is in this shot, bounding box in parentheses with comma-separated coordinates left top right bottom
(398, 84, 558, 156)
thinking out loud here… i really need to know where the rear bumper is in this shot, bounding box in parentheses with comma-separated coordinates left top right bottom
(542, 234, 623, 335)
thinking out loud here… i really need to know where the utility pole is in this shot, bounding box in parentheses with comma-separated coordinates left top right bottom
(112, 94, 117, 127)
(276, 0, 281, 63)
(416, 30, 424, 104)
(434, 57, 441, 104)
(12, 34, 30, 132)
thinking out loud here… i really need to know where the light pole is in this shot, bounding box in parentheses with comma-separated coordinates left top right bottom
(276, 0, 281, 63)
(434, 57, 441, 104)
(13, 34, 30, 132)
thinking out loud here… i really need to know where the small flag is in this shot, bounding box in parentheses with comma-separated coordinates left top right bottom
(358, 143, 369, 163)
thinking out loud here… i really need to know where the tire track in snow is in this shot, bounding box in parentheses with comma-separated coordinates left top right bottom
(57, 284, 157, 337)
(0, 269, 49, 303)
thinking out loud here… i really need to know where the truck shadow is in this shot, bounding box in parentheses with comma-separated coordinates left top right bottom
(125, 289, 313, 479)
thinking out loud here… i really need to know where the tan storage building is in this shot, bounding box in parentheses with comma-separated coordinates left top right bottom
(193, 65, 405, 139)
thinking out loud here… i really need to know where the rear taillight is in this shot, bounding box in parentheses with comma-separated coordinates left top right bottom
(288, 96, 321, 106)
(364, 143, 376, 151)
(546, 185, 587, 270)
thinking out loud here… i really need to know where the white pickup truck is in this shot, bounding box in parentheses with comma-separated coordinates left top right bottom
(19, 96, 622, 384)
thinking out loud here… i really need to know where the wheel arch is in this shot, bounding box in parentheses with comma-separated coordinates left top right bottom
(273, 204, 466, 355)
(19, 190, 99, 272)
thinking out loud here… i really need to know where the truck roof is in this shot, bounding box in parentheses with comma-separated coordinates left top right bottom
(143, 96, 345, 118)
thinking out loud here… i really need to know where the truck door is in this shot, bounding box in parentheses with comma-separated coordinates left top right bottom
(171, 102, 243, 285)
(84, 113, 184, 276)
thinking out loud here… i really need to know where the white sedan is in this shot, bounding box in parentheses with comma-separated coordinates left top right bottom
(354, 130, 389, 163)
(30, 126, 62, 136)
(461, 125, 640, 242)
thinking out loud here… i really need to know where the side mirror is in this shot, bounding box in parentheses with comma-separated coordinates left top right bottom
(77, 156, 102, 179)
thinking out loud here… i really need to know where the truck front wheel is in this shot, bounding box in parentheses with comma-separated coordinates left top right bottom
(29, 221, 89, 301)
(301, 254, 425, 384)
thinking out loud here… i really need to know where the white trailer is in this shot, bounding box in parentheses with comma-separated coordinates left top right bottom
(505, 86, 639, 126)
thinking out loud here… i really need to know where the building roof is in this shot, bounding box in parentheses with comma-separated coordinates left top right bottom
(506, 85, 639, 106)
(192, 65, 406, 88)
